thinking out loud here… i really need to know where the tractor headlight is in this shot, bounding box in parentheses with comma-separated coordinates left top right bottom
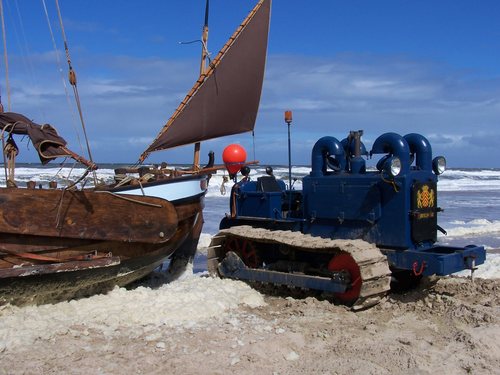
(384, 156, 401, 177)
(432, 156, 446, 175)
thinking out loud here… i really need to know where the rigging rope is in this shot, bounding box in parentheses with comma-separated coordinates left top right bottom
(1, 123, 20, 185)
(54, 0, 97, 185)
(11, 0, 46, 121)
(1, 126, 10, 184)
(252, 130, 256, 162)
(0, 0, 8, 184)
(41, 0, 85, 158)
(0, 0, 11, 111)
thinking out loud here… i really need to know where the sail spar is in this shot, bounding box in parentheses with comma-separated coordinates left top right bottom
(139, 0, 271, 163)
(0, 112, 96, 168)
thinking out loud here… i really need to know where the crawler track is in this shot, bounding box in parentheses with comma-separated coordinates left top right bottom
(208, 226, 392, 309)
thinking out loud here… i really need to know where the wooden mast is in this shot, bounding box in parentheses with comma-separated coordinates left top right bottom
(193, 0, 210, 170)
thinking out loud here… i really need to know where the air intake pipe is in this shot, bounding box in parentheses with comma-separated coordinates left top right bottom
(404, 133, 432, 171)
(371, 133, 410, 174)
(341, 133, 368, 174)
(341, 138, 368, 158)
(310, 136, 345, 177)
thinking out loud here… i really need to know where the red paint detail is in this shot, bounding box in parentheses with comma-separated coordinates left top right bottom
(225, 237, 259, 268)
(328, 252, 362, 303)
(222, 144, 247, 175)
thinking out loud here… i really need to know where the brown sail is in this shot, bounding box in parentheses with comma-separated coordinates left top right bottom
(139, 0, 271, 162)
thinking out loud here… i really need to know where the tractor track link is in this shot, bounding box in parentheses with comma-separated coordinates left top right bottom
(208, 226, 392, 310)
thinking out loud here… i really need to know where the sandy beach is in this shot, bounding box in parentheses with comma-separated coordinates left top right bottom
(1, 167, 498, 374)
(1, 273, 499, 375)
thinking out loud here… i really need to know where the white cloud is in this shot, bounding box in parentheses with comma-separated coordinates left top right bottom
(127, 136, 153, 146)
(82, 80, 149, 96)
(8, 50, 500, 167)
(427, 133, 465, 146)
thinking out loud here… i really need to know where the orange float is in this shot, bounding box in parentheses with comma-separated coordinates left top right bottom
(222, 144, 247, 175)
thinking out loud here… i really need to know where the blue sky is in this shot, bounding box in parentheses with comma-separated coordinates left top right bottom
(2, 0, 500, 167)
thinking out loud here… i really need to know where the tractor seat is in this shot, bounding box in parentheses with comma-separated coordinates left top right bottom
(257, 176, 283, 192)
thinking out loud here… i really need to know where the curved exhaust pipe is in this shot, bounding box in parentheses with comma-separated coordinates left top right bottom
(310, 136, 345, 177)
(371, 133, 410, 174)
(404, 133, 432, 171)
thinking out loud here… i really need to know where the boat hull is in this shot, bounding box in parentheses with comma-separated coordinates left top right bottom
(0, 211, 204, 306)
(0, 174, 207, 306)
(110, 173, 209, 202)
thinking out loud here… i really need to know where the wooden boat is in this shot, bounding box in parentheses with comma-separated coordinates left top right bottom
(0, 0, 271, 305)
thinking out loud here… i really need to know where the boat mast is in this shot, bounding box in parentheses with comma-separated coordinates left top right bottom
(193, 0, 210, 170)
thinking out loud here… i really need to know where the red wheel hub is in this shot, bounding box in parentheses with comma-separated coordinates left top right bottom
(328, 252, 362, 303)
(224, 237, 260, 268)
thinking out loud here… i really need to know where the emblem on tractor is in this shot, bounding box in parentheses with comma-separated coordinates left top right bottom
(417, 185, 435, 209)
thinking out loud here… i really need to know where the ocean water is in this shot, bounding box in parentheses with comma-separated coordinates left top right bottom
(204, 165, 500, 249)
(2, 164, 499, 267)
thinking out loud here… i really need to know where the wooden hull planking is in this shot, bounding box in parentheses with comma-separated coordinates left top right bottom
(0, 184, 205, 306)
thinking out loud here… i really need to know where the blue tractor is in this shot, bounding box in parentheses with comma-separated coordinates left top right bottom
(208, 130, 486, 309)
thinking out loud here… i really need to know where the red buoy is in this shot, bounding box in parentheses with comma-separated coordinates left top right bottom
(222, 144, 247, 175)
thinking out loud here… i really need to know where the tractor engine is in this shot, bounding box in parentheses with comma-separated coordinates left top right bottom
(304, 133, 439, 246)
